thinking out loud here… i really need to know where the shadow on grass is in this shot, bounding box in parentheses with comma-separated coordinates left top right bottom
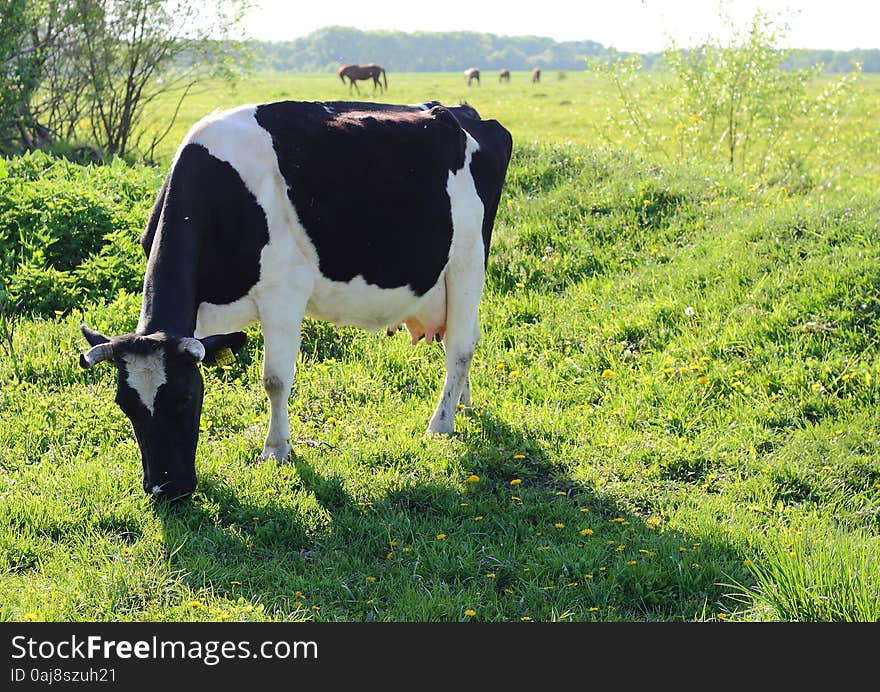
(154, 408, 756, 621)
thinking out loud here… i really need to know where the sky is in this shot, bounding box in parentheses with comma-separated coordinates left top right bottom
(241, 0, 880, 52)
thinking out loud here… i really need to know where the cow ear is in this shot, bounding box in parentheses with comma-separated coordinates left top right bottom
(200, 332, 248, 366)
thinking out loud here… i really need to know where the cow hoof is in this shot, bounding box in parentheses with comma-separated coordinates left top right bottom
(261, 442, 292, 462)
(424, 423, 454, 437)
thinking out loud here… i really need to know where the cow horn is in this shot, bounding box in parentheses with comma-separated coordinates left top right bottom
(80, 342, 114, 369)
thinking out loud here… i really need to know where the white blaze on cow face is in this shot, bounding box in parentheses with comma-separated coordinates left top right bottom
(121, 350, 167, 415)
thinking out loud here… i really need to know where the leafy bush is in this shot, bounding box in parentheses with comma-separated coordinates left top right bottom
(588, 10, 863, 188)
(0, 151, 162, 316)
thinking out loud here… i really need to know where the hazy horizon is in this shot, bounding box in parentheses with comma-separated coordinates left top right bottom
(242, 0, 880, 52)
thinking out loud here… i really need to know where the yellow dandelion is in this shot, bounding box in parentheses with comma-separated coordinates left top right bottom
(508, 370, 519, 378)
(743, 559, 752, 567)
(295, 591, 306, 599)
(521, 616, 533, 622)
(188, 601, 204, 608)
(510, 478, 522, 486)
(645, 517, 660, 530)
(465, 474, 480, 483)
(580, 528, 594, 536)
(588, 607, 599, 612)
(697, 376, 709, 385)
(230, 580, 241, 585)
(584, 573, 593, 580)
(555, 491, 566, 496)
(515, 282, 525, 289)
(23, 613, 37, 621)
(386, 552, 394, 560)
(496, 363, 506, 369)
(555, 522, 565, 529)
(513, 454, 526, 459)
(627, 560, 637, 565)
(436, 533, 446, 540)
(602, 369, 615, 378)
(511, 495, 522, 502)
(366, 576, 376, 582)
(389, 540, 398, 547)
(718, 613, 728, 620)
(485, 572, 496, 579)
(464, 609, 476, 617)
(326, 416, 338, 424)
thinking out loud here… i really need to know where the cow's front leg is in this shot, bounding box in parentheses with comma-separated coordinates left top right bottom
(258, 300, 307, 462)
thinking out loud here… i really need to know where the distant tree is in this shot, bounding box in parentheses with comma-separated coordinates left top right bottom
(0, 0, 251, 161)
(73, 0, 251, 159)
(0, 0, 41, 153)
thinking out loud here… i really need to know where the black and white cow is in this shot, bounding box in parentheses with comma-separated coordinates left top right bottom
(79, 99, 513, 500)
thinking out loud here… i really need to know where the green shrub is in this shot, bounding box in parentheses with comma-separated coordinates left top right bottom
(0, 151, 161, 316)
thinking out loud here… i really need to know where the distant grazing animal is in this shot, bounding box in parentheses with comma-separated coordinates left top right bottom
(78, 100, 513, 500)
(499, 68, 510, 83)
(464, 67, 480, 86)
(338, 63, 388, 93)
(531, 66, 541, 83)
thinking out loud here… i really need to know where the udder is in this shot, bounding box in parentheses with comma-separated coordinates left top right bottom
(387, 278, 447, 345)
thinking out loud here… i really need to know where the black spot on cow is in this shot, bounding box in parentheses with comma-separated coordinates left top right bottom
(140, 143, 269, 334)
(255, 101, 467, 296)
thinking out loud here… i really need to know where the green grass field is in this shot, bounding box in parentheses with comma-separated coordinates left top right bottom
(1, 70, 878, 622)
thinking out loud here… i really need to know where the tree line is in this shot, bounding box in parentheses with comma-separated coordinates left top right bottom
(251, 26, 879, 75)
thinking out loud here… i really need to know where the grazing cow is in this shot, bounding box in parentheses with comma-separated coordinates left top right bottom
(78, 100, 513, 500)
(531, 66, 541, 83)
(464, 67, 480, 86)
(338, 63, 388, 93)
(499, 68, 510, 83)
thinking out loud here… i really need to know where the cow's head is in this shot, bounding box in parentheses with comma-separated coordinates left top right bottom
(79, 325, 247, 500)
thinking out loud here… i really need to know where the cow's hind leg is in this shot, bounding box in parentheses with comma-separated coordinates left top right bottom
(258, 294, 309, 461)
(426, 264, 484, 435)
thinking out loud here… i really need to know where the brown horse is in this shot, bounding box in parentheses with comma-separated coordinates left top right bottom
(464, 67, 480, 86)
(531, 67, 541, 83)
(499, 68, 510, 83)
(338, 63, 388, 94)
